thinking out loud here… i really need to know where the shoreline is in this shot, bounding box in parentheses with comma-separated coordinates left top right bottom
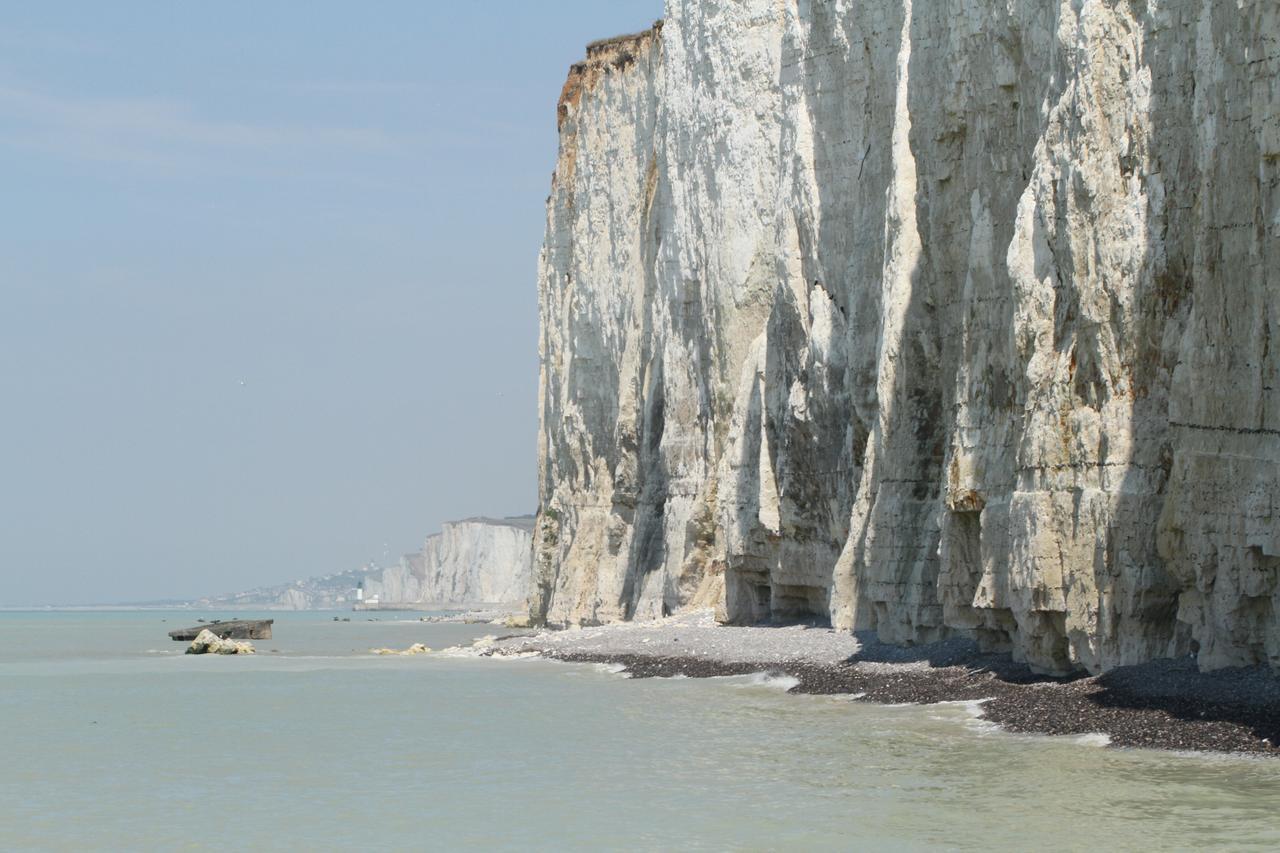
(488, 612, 1280, 756)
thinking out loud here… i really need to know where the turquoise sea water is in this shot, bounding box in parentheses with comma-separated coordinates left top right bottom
(3, 611, 1279, 851)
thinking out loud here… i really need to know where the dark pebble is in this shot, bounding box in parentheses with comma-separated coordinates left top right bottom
(549, 651, 1280, 756)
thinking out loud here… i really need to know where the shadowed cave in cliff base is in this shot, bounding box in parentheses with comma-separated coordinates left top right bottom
(725, 567, 832, 627)
(772, 583, 831, 625)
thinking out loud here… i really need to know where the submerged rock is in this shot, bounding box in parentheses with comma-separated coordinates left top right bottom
(370, 643, 432, 656)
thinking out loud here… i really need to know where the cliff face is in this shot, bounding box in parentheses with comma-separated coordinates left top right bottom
(531, 1, 1280, 674)
(198, 517, 535, 610)
(372, 517, 535, 607)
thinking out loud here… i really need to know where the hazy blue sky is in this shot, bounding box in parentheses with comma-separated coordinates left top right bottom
(0, 1, 660, 605)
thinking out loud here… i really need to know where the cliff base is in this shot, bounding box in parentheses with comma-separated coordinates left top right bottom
(493, 613, 1280, 754)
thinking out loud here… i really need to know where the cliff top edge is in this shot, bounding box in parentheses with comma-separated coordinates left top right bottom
(560, 21, 663, 131)
(584, 20, 664, 58)
(444, 515, 536, 531)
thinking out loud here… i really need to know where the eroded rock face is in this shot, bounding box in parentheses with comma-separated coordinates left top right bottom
(187, 629, 255, 655)
(369, 517, 535, 607)
(532, 1, 1280, 674)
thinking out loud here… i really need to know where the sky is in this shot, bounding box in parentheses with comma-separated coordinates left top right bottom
(0, 1, 661, 606)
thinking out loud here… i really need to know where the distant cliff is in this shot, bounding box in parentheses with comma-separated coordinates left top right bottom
(366, 517, 535, 607)
(530, 1, 1279, 675)
(199, 516, 534, 610)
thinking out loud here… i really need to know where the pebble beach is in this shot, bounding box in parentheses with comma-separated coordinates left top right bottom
(489, 611, 1280, 755)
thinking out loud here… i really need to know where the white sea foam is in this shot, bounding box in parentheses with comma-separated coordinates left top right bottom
(592, 662, 628, 676)
(725, 671, 801, 692)
(931, 698, 992, 717)
(926, 698, 1002, 735)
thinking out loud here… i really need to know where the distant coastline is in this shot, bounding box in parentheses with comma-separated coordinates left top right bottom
(67, 514, 539, 613)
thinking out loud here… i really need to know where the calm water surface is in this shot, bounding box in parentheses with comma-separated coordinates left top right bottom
(2, 611, 1278, 851)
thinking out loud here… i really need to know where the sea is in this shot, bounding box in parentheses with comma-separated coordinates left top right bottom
(2, 610, 1279, 851)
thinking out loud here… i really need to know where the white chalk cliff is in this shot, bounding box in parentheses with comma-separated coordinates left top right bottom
(201, 517, 534, 610)
(530, 1, 1280, 674)
(370, 517, 535, 607)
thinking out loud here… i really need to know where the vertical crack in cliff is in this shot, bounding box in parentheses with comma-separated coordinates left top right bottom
(532, 1, 1279, 674)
